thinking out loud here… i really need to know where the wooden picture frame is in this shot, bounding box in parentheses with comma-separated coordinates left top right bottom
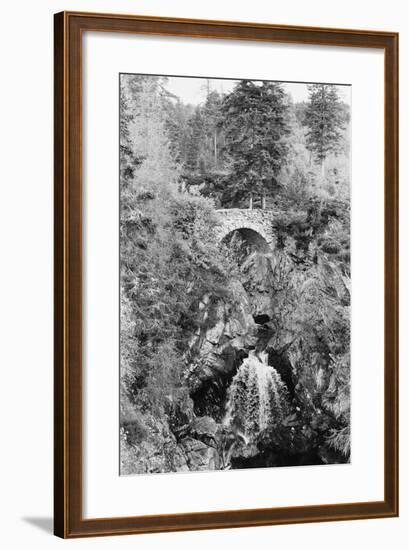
(54, 11, 398, 538)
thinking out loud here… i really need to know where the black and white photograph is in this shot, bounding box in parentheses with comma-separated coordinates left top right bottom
(0, 1, 401, 545)
(119, 74, 351, 475)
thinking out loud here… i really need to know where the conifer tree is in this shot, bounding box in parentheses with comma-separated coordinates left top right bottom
(202, 89, 223, 170)
(163, 98, 192, 166)
(220, 80, 290, 207)
(185, 108, 205, 173)
(304, 84, 345, 175)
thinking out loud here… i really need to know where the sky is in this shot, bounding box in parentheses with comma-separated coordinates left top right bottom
(164, 75, 351, 106)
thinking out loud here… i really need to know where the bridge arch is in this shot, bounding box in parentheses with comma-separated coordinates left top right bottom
(221, 227, 270, 253)
(215, 208, 277, 250)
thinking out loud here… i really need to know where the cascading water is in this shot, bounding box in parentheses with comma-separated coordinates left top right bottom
(223, 351, 287, 443)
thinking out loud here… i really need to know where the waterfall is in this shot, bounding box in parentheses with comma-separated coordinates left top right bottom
(223, 351, 287, 442)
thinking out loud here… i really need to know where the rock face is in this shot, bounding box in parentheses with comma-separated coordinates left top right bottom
(120, 412, 190, 475)
(159, 253, 278, 472)
(121, 407, 224, 474)
(122, 245, 348, 475)
(180, 437, 218, 471)
(120, 268, 270, 475)
(187, 280, 257, 394)
(189, 416, 218, 445)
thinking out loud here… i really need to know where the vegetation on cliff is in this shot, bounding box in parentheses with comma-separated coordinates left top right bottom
(120, 75, 350, 474)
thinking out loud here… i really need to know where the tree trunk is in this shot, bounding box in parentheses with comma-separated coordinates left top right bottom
(249, 192, 253, 210)
(262, 192, 266, 210)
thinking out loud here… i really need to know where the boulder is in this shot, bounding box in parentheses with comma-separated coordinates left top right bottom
(189, 416, 218, 446)
(120, 412, 190, 474)
(164, 390, 195, 434)
(180, 437, 219, 471)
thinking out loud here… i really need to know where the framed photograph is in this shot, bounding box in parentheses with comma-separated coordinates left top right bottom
(54, 11, 398, 538)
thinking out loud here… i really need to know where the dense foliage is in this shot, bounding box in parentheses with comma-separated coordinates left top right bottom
(120, 75, 351, 473)
(120, 76, 236, 413)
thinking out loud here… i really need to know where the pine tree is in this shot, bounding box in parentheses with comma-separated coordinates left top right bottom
(304, 84, 345, 175)
(201, 90, 223, 170)
(220, 80, 290, 208)
(185, 108, 205, 173)
(163, 97, 193, 166)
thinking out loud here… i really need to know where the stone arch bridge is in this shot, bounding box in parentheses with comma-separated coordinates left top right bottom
(215, 208, 278, 249)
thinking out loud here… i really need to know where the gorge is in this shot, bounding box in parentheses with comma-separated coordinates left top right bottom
(121, 218, 350, 474)
(119, 74, 351, 476)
